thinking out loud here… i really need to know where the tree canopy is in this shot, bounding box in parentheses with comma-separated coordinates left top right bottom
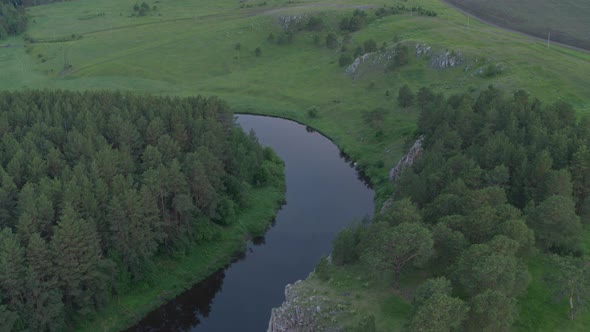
(0, 90, 281, 329)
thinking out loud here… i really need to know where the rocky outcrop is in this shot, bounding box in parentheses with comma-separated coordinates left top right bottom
(416, 43, 464, 69)
(344, 50, 395, 80)
(431, 49, 463, 69)
(344, 53, 371, 77)
(415, 43, 432, 57)
(389, 135, 424, 182)
(278, 15, 305, 31)
(267, 281, 321, 332)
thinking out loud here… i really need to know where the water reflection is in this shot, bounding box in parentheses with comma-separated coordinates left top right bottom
(129, 114, 374, 331)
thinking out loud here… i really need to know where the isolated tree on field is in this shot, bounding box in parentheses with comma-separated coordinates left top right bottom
(363, 39, 377, 53)
(255, 47, 262, 57)
(398, 84, 415, 108)
(363, 222, 433, 288)
(545, 255, 590, 321)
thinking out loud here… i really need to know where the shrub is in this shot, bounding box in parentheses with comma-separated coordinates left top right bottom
(314, 256, 332, 281)
(307, 106, 319, 118)
(398, 84, 415, 107)
(339, 54, 353, 67)
(332, 226, 362, 265)
(326, 33, 338, 49)
(363, 39, 378, 53)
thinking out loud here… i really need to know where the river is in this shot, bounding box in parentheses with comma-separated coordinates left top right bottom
(128, 114, 375, 331)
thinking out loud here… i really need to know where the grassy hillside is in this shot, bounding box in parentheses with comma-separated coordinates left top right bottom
(444, 0, 590, 51)
(1, 0, 589, 190)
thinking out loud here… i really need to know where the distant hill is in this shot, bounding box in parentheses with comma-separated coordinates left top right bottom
(444, 0, 590, 51)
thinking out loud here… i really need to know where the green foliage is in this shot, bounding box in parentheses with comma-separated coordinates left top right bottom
(307, 106, 319, 118)
(409, 293, 468, 332)
(363, 39, 377, 53)
(397, 84, 415, 108)
(467, 290, 517, 331)
(347, 313, 376, 332)
(339, 53, 352, 67)
(325, 32, 338, 49)
(378, 198, 421, 226)
(388, 44, 410, 71)
(0, 2, 27, 39)
(314, 256, 333, 281)
(453, 236, 530, 298)
(332, 225, 362, 266)
(412, 277, 452, 307)
(527, 195, 582, 253)
(482, 64, 503, 78)
(132, 1, 154, 17)
(339, 9, 367, 32)
(545, 254, 590, 321)
(362, 222, 433, 288)
(0, 90, 276, 328)
(255, 47, 262, 57)
(305, 16, 324, 32)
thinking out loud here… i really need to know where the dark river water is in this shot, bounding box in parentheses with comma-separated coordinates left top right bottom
(128, 114, 375, 331)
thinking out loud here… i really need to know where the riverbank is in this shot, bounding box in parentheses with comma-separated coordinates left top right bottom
(75, 168, 286, 332)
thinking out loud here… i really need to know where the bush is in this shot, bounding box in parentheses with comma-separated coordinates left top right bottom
(363, 39, 378, 53)
(255, 47, 262, 57)
(482, 64, 502, 78)
(307, 106, 319, 118)
(326, 33, 338, 49)
(339, 54, 353, 67)
(398, 84, 415, 107)
(305, 16, 324, 31)
(314, 256, 332, 281)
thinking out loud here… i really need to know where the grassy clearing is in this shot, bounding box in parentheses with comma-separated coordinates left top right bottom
(515, 255, 590, 332)
(444, 0, 590, 50)
(294, 263, 413, 331)
(75, 181, 285, 332)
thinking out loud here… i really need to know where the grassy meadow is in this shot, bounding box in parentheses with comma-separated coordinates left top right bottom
(1, 0, 588, 188)
(2, 0, 590, 330)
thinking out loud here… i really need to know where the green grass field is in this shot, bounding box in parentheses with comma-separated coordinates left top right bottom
(444, 0, 590, 51)
(2, 0, 590, 330)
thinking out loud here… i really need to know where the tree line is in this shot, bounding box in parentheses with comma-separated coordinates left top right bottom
(0, 1, 26, 39)
(328, 85, 590, 330)
(0, 90, 283, 330)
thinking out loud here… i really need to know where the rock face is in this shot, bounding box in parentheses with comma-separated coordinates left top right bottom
(344, 50, 394, 80)
(415, 43, 464, 70)
(389, 135, 424, 182)
(267, 281, 320, 332)
(431, 49, 464, 69)
(278, 15, 305, 31)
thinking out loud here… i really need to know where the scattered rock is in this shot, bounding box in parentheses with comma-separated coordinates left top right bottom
(415, 43, 432, 57)
(278, 15, 305, 31)
(389, 135, 424, 182)
(431, 49, 463, 69)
